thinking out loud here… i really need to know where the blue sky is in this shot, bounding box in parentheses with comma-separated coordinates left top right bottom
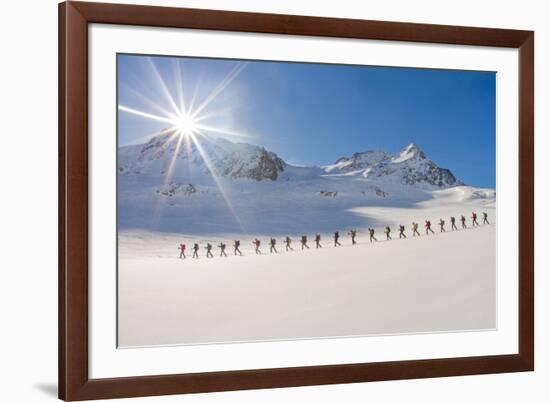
(118, 54, 496, 188)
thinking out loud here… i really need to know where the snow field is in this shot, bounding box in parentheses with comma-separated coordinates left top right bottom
(118, 219, 496, 347)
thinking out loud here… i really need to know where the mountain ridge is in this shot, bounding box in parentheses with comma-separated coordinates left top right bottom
(118, 132, 462, 188)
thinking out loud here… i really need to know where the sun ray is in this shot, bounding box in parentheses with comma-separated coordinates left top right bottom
(146, 57, 181, 116)
(182, 133, 193, 183)
(189, 133, 245, 232)
(191, 62, 248, 119)
(123, 128, 174, 148)
(148, 129, 181, 161)
(118, 105, 175, 125)
(162, 130, 186, 186)
(188, 73, 203, 117)
(158, 128, 181, 147)
(194, 123, 253, 140)
(120, 82, 178, 120)
(191, 108, 234, 124)
(172, 58, 187, 116)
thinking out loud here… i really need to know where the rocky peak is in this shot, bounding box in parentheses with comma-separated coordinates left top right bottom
(348, 150, 390, 169)
(224, 147, 285, 181)
(393, 143, 426, 163)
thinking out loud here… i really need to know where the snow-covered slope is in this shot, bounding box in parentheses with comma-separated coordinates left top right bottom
(117, 134, 489, 235)
(117, 134, 497, 348)
(118, 219, 496, 347)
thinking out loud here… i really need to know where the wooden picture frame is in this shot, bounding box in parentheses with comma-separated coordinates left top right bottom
(59, 1, 534, 400)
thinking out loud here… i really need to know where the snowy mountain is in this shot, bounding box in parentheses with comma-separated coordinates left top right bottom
(117, 133, 489, 235)
(119, 132, 460, 188)
(119, 130, 287, 181)
(323, 143, 461, 187)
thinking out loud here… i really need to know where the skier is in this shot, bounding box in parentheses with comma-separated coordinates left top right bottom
(368, 228, 377, 243)
(253, 238, 261, 254)
(348, 229, 357, 245)
(233, 240, 242, 256)
(425, 220, 434, 235)
(450, 216, 458, 231)
(206, 243, 214, 258)
(333, 231, 341, 247)
(192, 243, 199, 259)
(398, 224, 406, 239)
(218, 242, 227, 257)
(384, 226, 392, 240)
(460, 215, 467, 229)
(472, 212, 480, 227)
(439, 218, 446, 232)
(412, 222, 420, 237)
(315, 233, 322, 248)
(482, 212, 489, 224)
(285, 236, 293, 251)
(178, 243, 186, 259)
(301, 235, 310, 250)
(270, 237, 278, 254)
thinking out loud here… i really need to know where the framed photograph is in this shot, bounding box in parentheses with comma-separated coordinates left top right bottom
(59, 1, 534, 400)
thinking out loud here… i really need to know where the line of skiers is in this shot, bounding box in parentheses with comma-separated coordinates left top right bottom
(177, 211, 489, 259)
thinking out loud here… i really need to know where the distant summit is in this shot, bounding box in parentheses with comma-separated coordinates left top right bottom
(324, 143, 461, 187)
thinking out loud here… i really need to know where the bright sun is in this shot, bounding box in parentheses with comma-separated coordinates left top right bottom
(173, 112, 196, 135)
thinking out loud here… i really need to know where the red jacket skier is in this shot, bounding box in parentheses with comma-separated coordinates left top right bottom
(425, 220, 435, 235)
(471, 212, 479, 227)
(178, 243, 186, 259)
(253, 239, 262, 254)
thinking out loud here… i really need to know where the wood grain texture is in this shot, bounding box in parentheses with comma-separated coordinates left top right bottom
(518, 33, 535, 370)
(59, 2, 89, 400)
(58, 1, 534, 400)
(72, 1, 531, 48)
